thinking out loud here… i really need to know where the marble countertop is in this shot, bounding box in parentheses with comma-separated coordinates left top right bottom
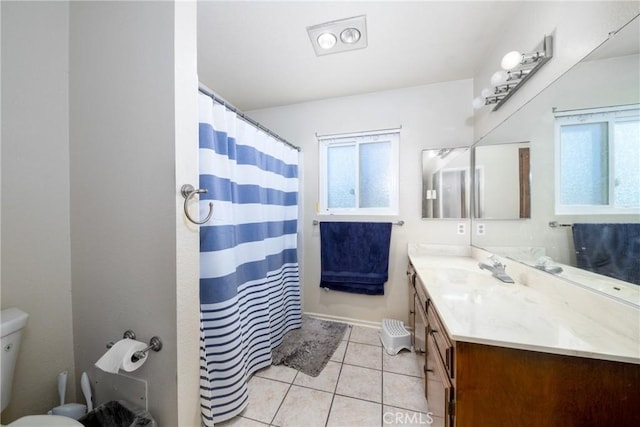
(408, 245, 640, 365)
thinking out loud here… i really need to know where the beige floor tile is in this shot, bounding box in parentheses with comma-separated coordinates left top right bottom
(349, 325, 382, 346)
(382, 372, 428, 413)
(330, 340, 347, 363)
(382, 405, 433, 427)
(293, 360, 341, 393)
(254, 364, 298, 383)
(272, 385, 333, 427)
(336, 364, 382, 403)
(326, 395, 382, 427)
(344, 342, 382, 370)
(382, 349, 424, 378)
(242, 376, 290, 424)
(215, 415, 270, 427)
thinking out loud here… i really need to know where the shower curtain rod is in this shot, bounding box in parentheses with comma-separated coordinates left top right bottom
(198, 83, 301, 152)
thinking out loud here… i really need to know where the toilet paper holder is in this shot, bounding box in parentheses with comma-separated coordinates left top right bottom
(106, 330, 163, 363)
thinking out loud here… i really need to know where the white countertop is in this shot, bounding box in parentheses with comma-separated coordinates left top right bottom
(408, 245, 640, 365)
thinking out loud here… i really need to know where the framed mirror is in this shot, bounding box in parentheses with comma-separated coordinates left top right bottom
(421, 148, 470, 218)
(471, 16, 640, 305)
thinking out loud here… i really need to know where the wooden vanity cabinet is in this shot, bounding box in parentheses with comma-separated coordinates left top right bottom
(407, 262, 426, 353)
(408, 261, 452, 426)
(408, 260, 640, 427)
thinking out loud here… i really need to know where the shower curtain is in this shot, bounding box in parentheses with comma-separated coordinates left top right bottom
(197, 93, 302, 425)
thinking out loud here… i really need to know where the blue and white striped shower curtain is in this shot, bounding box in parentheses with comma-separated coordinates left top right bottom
(197, 93, 302, 425)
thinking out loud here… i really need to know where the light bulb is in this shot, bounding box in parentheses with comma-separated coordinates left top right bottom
(481, 87, 493, 98)
(472, 97, 485, 109)
(317, 32, 337, 50)
(340, 28, 361, 44)
(501, 51, 523, 70)
(491, 70, 508, 86)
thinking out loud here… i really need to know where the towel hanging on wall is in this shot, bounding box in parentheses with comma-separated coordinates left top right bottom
(572, 223, 640, 285)
(319, 221, 392, 295)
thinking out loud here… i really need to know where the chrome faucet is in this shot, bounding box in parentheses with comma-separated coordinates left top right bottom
(478, 255, 514, 283)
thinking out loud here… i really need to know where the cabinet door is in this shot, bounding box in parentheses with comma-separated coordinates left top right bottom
(414, 294, 427, 353)
(426, 333, 454, 427)
(407, 267, 416, 348)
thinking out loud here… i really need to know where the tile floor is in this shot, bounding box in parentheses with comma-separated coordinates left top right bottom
(217, 324, 431, 427)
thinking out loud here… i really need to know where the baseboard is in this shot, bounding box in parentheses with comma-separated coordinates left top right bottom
(303, 312, 382, 329)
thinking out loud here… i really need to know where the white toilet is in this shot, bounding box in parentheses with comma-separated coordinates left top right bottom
(1, 308, 82, 427)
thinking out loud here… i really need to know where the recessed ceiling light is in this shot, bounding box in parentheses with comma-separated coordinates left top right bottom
(307, 15, 367, 56)
(340, 28, 361, 44)
(317, 32, 337, 50)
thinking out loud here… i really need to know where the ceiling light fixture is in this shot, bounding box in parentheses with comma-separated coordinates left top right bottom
(317, 33, 337, 50)
(473, 35, 553, 111)
(307, 15, 367, 56)
(340, 28, 361, 44)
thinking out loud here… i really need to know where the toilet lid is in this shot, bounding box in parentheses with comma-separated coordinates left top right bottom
(8, 415, 83, 426)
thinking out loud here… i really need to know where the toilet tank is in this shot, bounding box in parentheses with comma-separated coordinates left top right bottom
(1, 307, 29, 413)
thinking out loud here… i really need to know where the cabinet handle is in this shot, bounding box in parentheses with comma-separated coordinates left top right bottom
(424, 366, 434, 373)
(409, 310, 415, 315)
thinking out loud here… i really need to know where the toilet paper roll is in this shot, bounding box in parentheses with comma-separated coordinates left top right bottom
(95, 338, 147, 373)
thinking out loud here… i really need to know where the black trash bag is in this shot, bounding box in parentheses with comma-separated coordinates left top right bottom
(78, 400, 155, 427)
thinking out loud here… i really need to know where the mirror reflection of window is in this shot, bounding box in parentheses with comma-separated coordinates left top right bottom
(554, 104, 640, 214)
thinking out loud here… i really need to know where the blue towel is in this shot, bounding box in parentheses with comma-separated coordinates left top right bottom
(320, 221, 392, 295)
(572, 223, 640, 285)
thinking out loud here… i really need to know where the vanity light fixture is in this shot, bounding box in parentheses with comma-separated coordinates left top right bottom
(307, 15, 367, 56)
(473, 35, 553, 111)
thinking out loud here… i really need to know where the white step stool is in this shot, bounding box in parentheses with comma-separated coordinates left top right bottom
(379, 318, 412, 355)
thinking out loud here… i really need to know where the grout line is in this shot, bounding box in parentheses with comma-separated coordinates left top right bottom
(323, 360, 345, 427)
(380, 347, 385, 427)
(269, 378, 295, 426)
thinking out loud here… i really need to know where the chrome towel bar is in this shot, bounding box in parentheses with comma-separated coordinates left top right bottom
(313, 219, 404, 226)
(181, 184, 214, 225)
(548, 221, 572, 228)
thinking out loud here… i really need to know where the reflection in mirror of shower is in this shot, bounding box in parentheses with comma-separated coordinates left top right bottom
(432, 169, 467, 218)
(422, 148, 470, 219)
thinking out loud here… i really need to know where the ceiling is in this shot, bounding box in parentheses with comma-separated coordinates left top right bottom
(197, 1, 522, 111)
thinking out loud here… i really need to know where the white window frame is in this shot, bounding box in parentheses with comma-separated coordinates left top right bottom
(318, 129, 400, 215)
(554, 104, 640, 215)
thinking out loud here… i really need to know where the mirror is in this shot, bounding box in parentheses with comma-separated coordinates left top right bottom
(421, 148, 470, 218)
(471, 16, 640, 304)
(473, 142, 531, 219)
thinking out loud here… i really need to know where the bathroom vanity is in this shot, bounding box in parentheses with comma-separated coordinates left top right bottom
(407, 245, 640, 427)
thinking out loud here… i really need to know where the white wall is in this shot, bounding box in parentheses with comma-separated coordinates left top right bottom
(68, 2, 199, 425)
(0, 2, 76, 421)
(472, 1, 640, 141)
(174, 1, 202, 425)
(249, 80, 473, 324)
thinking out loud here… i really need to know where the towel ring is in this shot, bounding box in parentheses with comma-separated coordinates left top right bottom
(181, 184, 213, 225)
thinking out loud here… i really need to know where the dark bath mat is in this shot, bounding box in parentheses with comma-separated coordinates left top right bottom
(271, 315, 349, 377)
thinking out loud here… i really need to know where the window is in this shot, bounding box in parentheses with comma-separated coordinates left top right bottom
(555, 104, 639, 215)
(318, 130, 400, 215)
